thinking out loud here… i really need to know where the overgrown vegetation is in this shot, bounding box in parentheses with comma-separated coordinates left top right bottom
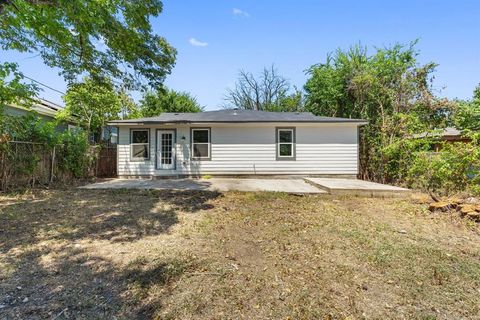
(0, 113, 95, 190)
(407, 137, 480, 195)
(303, 41, 480, 195)
(304, 42, 449, 181)
(0, 61, 99, 190)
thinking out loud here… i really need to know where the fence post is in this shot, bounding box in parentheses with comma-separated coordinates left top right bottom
(50, 146, 56, 183)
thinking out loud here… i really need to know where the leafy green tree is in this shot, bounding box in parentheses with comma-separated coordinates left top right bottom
(0, 62, 39, 142)
(0, 0, 176, 88)
(0, 62, 38, 108)
(276, 88, 304, 112)
(453, 85, 480, 131)
(60, 77, 121, 136)
(118, 89, 141, 119)
(224, 65, 303, 111)
(304, 42, 452, 182)
(140, 88, 202, 117)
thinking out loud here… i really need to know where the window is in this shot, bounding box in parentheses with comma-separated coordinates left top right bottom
(191, 128, 210, 160)
(131, 129, 149, 160)
(276, 128, 295, 160)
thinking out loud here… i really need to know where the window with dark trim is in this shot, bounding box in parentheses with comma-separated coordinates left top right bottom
(191, 128, 210, 160)
(130, 129, 150, 160)
(276, 127, 296, 160)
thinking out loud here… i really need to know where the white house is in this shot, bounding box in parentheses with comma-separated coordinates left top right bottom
(4, 98, 76, 132)
(108, 109, 367, 178)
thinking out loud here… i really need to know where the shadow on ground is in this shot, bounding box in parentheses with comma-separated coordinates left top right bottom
(0, 188, 220, 319)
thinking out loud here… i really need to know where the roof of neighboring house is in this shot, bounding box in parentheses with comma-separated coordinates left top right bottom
(108, 109, 368, 125)
(411, 127, 463, 139)
(7, 98, 64, 118)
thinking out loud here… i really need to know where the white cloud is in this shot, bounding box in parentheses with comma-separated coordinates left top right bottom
(189, 37, 208, 47)
(233, 8, 250, 18)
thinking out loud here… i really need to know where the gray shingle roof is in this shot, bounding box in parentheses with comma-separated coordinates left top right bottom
(411, 127, 463, 139)
(109, 109, 367, 125)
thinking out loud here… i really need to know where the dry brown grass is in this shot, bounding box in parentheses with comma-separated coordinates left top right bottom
(1, 189, 479, 319)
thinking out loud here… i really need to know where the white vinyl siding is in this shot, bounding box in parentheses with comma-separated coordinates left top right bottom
(117, 123, 359, 176)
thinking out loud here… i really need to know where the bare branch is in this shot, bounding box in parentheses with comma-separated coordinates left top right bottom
(224, 65, 291, 111)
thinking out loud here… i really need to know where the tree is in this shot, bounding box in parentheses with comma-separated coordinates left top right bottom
(140, 88, 202, 117)
(304, 42, 453, 182)
(224, 65, 302, 111)
(453, 85, 480, 131)
(60, 77, 121, 136)
(0, 62, 38, 107)
(276, 87, 304, 112)
(0, 0, 176, 89)
(118, 89, 141, 120)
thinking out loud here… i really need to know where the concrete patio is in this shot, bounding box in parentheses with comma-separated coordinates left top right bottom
(80, 177, 410, 197)
(80, 178, 325, 194)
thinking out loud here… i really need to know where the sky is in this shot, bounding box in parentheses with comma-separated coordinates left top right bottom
(1, 0, 479, 111)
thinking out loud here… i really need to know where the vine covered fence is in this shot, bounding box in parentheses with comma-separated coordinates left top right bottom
(0, 141, 116, 191)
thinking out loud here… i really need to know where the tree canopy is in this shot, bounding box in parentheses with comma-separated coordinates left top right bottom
(60, 77, 121, 134)
(0, 62, 38, 107)
(453, 85, 480, 131)
(304, 42, 453, 182)
(0, 0, 176, 89)
(140, 88, 202, 117)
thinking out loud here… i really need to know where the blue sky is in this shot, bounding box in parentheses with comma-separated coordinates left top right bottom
(1, 0, 479, 110)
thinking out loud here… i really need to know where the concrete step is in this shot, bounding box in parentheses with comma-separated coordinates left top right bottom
(304, 178, 411, 198)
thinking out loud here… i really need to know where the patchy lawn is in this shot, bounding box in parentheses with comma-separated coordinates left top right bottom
(0, 189, 479, 319)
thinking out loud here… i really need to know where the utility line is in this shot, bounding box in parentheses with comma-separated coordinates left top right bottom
(22, 75, 66, 95)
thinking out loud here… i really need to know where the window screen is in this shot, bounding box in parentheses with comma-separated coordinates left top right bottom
(192, 129, 210, 159)
(277, 128, 295, 159)
(131, 129, 149, 160)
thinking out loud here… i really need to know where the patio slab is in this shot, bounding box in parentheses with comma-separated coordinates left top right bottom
(304, 178, 411, 197)
(80, 178, 325, 194)
(207, 178, 324, 193)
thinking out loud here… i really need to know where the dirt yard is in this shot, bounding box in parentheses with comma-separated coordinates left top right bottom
(1, 189, 479, 319)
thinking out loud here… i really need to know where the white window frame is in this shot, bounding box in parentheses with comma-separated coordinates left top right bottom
(276, 128, 296, 160)
(191, 128, 211, 160)
(130, 129, 150, 161)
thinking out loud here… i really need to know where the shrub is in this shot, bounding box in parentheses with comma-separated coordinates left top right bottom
(56, 130, 93, 178)
(383, 137, 433, 184)
(0, 112, 96, 190)
(406, 140, 480, 195)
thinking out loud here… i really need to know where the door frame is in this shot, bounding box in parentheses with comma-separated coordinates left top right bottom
(155, 129, 177, 170)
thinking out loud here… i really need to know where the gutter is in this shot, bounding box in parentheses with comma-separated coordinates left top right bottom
(108, 120, 369, 126)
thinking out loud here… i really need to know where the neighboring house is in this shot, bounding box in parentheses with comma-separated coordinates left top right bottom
(412, 127, 471, 152)
(101, 126, 118, 145)
(3, 98, 75, 131)
(108, 109, 367, 178)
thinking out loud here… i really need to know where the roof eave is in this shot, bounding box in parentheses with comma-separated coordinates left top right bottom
(108, 120, 368, 125)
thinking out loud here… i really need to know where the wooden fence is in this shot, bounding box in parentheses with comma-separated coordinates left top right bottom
(0, 141, 117, 191)
(96, 145, 117, 178)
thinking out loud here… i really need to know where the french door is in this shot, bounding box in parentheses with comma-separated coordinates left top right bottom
(157, 130, 176, 170)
